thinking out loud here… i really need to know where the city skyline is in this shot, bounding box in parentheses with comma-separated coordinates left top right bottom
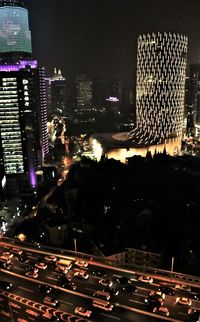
(28, 0, 200, 86)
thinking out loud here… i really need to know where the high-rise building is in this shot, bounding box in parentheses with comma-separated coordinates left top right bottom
(0, 0, 32, 63)
(92, 32, 188, 162)
(113, 32, 188, 147)
(75, 74, 93, 113)
(186, 65, 200, 137)
(0, 0, 49, 187)
(50, 68, 67, 116)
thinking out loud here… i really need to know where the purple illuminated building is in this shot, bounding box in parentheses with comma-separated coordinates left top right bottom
(0, 0, 49, 190)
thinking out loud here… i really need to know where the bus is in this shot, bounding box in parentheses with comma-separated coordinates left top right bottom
(56, 259, 73, 270)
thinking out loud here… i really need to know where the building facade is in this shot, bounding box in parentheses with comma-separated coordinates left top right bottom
(92, 32, 188, 162)
(0, 0, 49, 188)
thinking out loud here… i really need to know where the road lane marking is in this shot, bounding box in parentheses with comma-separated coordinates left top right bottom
(129, 299, 145, 305)
(59, 299, 73, 306)
(14, 267, 24, 271)
(101, 313, 120, 320)
(19, 286, 34, 293)
(135, 293, 146, 298)
(46, 276, 57, 281)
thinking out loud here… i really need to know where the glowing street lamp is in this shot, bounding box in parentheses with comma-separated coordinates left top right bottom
(17, 233, 26, 242)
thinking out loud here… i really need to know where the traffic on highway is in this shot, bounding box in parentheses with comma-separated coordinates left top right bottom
(0, 241, 199, 322)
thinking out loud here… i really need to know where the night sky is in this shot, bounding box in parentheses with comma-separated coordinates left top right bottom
(27, 0, 200, 87)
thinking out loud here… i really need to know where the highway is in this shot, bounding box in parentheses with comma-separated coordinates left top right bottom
(0, 241, 199, 322)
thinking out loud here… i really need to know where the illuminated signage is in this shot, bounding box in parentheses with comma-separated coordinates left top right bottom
(23, 78, 29, 107)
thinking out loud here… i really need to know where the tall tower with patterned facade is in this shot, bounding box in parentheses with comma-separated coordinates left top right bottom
(113, 32, 188, 154)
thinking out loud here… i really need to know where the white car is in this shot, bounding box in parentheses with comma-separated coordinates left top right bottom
(25, 271, 38, 279)
(45, 255, 57, 262)
(75, 307, 92, 317)
(55, 265, 68, 274)
(35, 262, 47, 270)
(74, 271, 89, 280)
(176, 297, 192, 306)
(11, 248, 23, 255)
(43, 296, 59, 307)
(2, 252, 13, 259)
(175, 284, 191, 292)
(153, 306, 169, 316)
(138, 275, 153, 284)
(75, 260, 88, 268)
(149, 290, 165, 299)
(98, 278, 113, 288)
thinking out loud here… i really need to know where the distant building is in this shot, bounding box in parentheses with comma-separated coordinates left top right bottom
(91, 32, 188, 162)
(186, 65, 200, 137)
(106, 248, 161, 269)
(92, 78, 121, 114)
(75, 74, 93, 114)
(50, 68, 67, 116)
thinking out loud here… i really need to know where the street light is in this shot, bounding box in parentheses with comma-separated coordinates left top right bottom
(73, 238, 77, 252)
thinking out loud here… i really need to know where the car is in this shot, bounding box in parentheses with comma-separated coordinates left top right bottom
(158, 286, 175, 296)
(26, 266, 39, 273)
(58, 274, 72, 283)
(11, 247, 23, 255)
(38, 284, 52, 294)
(188, 308, 200, 319)
(175, 284, 191, 292)
(0, 281, 12, 290)
(74, 271, 89, 280)
(75, 260, 88, 268)
(0, 261, 12, 270)
(75, 307, 92, 317)
(92, 270, 107, 278)
(67, 282, 77, 291)
(122, 284, 137, 293)
(99, 278, 113, 288)
(2, 252, 13, 259)
(116, 276, 131, 285)
(153, 306, 170, 316)
(138, 275, 153, 284)
(150, 290, 165, 300)
(35, 262, 47, 270)
(45, 255, 57, 262)
(18, 255, 29, 264)
(193, 293, 200, 301)
(43, 296, 59, 307)
(58, 276, 77, 290)
(176, 297, 192, 306)
(145, 294, 164, 308)
(103, 286, 120, 296)
(54, 265, 68, 274)
(25, 271, 38, 279)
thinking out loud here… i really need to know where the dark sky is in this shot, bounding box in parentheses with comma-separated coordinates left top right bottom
(27, 0, 200, 87)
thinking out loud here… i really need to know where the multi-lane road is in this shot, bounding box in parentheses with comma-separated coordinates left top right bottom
(0, 241, 200, 322)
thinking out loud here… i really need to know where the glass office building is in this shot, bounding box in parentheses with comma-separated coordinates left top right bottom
(0, 6, 31, 54)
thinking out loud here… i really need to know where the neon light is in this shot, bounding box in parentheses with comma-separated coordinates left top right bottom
(0, 60, 37, 72)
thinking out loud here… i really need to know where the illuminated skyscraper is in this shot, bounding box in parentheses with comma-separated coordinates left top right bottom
(0, 0, 49, 188)
(114, 32, 188, 148)
(51, 68, 67, 116)
(92, 32, 188, 162)
(0, 0, 32, 63)
(75, 74, 93, 113)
